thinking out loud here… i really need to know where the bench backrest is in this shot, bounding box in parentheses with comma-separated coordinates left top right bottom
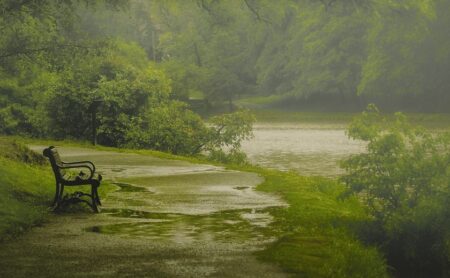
(43, 146, 66, 181)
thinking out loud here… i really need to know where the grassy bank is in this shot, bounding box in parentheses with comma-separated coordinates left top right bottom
(0, 139, 54, 241)
(0, 138, 115, 241)
(0, 158, 54, 241)
(233, 166, 389, 277)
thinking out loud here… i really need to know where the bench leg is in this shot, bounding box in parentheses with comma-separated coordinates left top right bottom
(94, 186, 101, 206)
(91, 186, 100, 213)
(52, 182, 60, 207)
(59, 185, 65, 203)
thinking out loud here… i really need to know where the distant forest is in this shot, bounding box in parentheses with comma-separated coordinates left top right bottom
(1, 0, 449, 141)
(73, 0, 449, 112)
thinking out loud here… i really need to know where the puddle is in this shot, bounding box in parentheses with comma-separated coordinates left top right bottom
(240, 210, 274, 228)
(87, 208, 277, 244)
(101, 172, 285, 215)
(102, 208, 183, 220)
(111, 182, 151, 193)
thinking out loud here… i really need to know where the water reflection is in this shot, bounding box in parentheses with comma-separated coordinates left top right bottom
(88, 208, 278, 244)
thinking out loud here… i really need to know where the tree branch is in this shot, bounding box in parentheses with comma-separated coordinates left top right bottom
(191, 124, 226, 155)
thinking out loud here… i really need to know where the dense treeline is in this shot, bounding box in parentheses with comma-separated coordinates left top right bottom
(0, 0, 254, 160)
(141, 0, 449, 112)
(1, 0, 448, 146)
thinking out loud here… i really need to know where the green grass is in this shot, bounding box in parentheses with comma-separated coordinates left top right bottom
(0, 156, 54, 241)
(0, 138, 115, 240)
(231, 166, 389, 277)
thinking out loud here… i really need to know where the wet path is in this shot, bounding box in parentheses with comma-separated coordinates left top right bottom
(0, 147, 288, 277)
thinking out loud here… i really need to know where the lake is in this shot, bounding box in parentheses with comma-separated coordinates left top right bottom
(241, 123, 365, 177)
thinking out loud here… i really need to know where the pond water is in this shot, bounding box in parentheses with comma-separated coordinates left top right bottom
(241, 123, 366, 177)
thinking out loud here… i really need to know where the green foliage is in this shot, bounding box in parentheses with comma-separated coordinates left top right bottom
(341, 105, 450, 276)
(124, 107, 255, 161)
(124, 101, 208, 155)
(2, 0, 450, 130)
(151, 0, 260, 106)
(207, 149, 249, 165)
(207, 110, 255, 151)
(0, 0, 257, 158)
(140, 0, 450, 111)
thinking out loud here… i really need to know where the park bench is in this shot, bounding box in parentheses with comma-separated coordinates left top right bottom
(43, 146, 102, 212)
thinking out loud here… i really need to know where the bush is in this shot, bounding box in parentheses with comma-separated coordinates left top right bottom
(124, 107, 255, 162)
(124, 101, 209, 154)
(340, 105, 450, 277)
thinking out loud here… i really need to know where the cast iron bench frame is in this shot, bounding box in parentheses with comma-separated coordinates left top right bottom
(43, 146, 102, 212)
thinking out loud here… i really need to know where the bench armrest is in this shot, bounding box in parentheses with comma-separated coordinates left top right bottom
(62, 161, 96, 173)
(59, 164, 94, 180)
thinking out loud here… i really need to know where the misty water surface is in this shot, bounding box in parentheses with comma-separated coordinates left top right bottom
(241, 123, 365, 177)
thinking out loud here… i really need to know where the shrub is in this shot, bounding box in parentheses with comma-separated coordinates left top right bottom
(124, 101, 209, 154)
(124, 107, 255, 162)
(340, 104, 450, 277)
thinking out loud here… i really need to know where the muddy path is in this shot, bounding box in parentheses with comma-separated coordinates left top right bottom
(0, 147, 288, 277)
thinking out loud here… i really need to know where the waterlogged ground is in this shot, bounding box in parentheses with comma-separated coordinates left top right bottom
(0, 147, 288, 277)
(241, 123, 365, 177)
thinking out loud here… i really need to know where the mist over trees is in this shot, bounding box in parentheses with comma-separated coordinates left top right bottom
(0, 0, 254, 160)
(137, 0, 449, 112)
(1, 0, 449, 143)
